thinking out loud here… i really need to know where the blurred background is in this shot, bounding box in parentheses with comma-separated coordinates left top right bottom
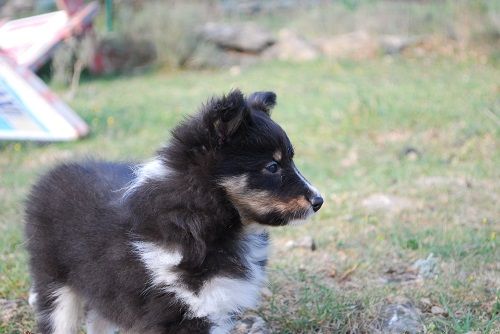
(0, 0, 499, 333)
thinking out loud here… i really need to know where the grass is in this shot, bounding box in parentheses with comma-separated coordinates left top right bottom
(1, 56, 499, 333)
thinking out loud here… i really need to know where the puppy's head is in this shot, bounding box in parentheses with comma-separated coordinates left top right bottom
(202, 90, 323, 226)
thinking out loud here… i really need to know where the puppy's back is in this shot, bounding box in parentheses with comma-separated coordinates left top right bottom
(25, 161, 134, 282)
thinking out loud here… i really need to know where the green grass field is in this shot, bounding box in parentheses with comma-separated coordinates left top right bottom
(1, 57, 499, 333)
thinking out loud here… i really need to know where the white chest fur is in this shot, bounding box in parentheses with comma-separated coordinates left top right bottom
(133, 227, 269, 332)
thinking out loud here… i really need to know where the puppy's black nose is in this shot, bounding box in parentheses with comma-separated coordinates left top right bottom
(311, 196, 323, 212)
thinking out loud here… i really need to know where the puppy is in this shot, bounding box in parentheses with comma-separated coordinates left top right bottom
(25, 90, 323, 334)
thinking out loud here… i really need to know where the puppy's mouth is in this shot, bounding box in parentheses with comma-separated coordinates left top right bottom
(284, 205, 316, 226)
(235, 199, 318, 227)
(279, 192, 324, 226)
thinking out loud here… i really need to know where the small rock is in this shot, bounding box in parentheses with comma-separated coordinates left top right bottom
(431, 306, 447, 316)
(200, 22, 275, 53)
(376, 300, 423, 334)
(231, 314, 270, 334)
(410, 254, 438, 279)
(229, 66, 241, 76)
(260, 287, 273, 298)
(400, 146, 422, 161)
(262, 29, 318, 61)
(379, 35, 421, 55)
(284, 236, 316, 251)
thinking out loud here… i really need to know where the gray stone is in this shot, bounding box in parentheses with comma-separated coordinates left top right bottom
(380, 35, 421, 55)
(262, 29, 319, 61)
(374, 300, 424, 334)
(401, 146, 422, 161)
(411, 253, 439, 279)
(231, 314, 270, 334)
(285, 235, 316, 251)
(200, 23, 275, 53)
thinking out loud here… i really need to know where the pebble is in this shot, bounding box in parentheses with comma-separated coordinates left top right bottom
(431, 305, 447, 316)
(284, 236, 316, 251)
(231, 314, 270, 334)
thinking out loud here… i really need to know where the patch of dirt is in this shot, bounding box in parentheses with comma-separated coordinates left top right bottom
(380, 254, 439, 285)
(340, 148, 358, 168)
(415, 176, 470, 188)
(0, 299, 19, 323)
(361, 193, 414, 213)
(373, 130, 412, 144)
(0, 298, 33, 330)
(413, 175, 500, 227)
(381, 266, 422, 285)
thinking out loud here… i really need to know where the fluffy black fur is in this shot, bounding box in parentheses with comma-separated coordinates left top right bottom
(25, 90, 323, 334)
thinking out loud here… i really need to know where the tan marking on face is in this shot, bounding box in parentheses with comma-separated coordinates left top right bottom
(220, 174, 312, 220)
(266, 195, 310, 213)
(273, 150, 282, 162)
(219, 175, 273, 217)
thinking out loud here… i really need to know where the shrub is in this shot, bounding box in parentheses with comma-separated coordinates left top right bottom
(115, 1, 217, 68)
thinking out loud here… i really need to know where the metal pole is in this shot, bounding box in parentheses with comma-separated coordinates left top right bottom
(105, 0, 113, 32)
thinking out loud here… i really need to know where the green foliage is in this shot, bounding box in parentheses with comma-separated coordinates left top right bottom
(115, 1, 213, 68)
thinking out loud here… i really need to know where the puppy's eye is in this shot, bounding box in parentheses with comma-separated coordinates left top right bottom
(265, 162, 279, 174)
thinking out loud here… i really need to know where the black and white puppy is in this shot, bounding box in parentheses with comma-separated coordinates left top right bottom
(25, 90, 323, 334)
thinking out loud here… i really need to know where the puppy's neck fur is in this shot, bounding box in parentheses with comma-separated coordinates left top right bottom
(124, 156, 244, 267)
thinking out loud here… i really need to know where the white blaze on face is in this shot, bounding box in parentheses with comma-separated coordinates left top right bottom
(293, 166, 321, 198)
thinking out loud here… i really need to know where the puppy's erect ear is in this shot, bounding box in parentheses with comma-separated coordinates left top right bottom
(204, 90, 248, 145)
(248, 91, 277, 115)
